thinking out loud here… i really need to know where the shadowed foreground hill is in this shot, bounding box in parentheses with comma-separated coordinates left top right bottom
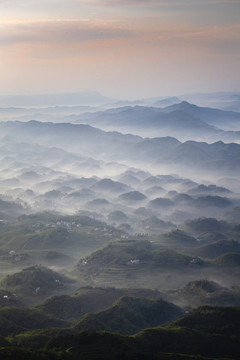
(2, 306, 240, 359)
(0, 307, 69, 337)
(169, 305, 240, 336)
(37, 286, 163, 321)
(73, 296, 183, 335)
(45, 306, 240, 360)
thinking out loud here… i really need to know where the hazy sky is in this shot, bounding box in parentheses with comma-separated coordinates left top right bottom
(0, 0, 239, 99)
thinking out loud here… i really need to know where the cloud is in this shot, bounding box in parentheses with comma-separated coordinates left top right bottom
(0, 18, 239, 61)
(0, 19, 137, 46)
(143, 24, 240, 56)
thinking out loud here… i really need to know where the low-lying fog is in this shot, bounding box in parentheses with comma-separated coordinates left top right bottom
(0, 94, 240, 303)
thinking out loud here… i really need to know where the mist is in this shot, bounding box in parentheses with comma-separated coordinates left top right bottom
(1, 91, 240, 359)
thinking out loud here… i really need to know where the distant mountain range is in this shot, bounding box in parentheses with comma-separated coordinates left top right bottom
(0, 90, 239, 110)
(1, 120, 240, 174)
(162, 101, 240, 130)
(1, 98, 240, 142)
(179, 92, 240, 112)
(72, 101, 240, 141)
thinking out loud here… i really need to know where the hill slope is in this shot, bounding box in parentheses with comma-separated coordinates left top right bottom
(46, 306, 240, 359)
(0, 265, 75, 304)
(74, 296, 183, 335)
(37, 286, 163, 321)
(0, 306, 69, 337)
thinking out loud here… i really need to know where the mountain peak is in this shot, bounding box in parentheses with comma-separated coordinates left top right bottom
(161, 101, 201, 115)
(174, 100, 195, 108)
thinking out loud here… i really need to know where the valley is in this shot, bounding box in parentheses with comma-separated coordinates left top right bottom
(0, 95, 240, 359)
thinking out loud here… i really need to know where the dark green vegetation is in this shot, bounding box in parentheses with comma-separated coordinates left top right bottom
(37, 286, 163, 321)
(7, 296, 182, 350)
(1, 213, 239, 360)
(0, 307, 69, 337)
(73, 296, 183, 335)
(1, 304, 240, 359)
(11, 306, 238, 360)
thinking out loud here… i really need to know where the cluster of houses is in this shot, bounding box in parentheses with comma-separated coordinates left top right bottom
(94, 227, 117, 237)
(1, 292, 18, 302)
(44, 220, 82, 229)
(127, 258, 140, 265)
(189, 258, 202, 266)
(33, 221, 119, 238)
(0, 250, 29, 263)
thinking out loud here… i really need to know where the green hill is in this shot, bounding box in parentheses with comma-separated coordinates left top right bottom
(157, 229, 198, 248)
(45, 306, 240, 359)
(73, 296, 183, 335)
(0, 226, 69, 251)
(138, 216, 174, 233)
(152, 248, 199, 267)
(77, 240, 151, 277)
(0, 306, 69, 337)
(77, 240, 203, 282)
(194, 240, 240, 259)
(0, 215, 121, 269)
(2, 305, 240, 359)
(0, 265, 75, 304)
(174, 279, 240, 307)
(170, 305, 240, 336)
(37, 286, 163, 321)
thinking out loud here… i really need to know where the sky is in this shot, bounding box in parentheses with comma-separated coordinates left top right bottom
(0, 0, 240, 99)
